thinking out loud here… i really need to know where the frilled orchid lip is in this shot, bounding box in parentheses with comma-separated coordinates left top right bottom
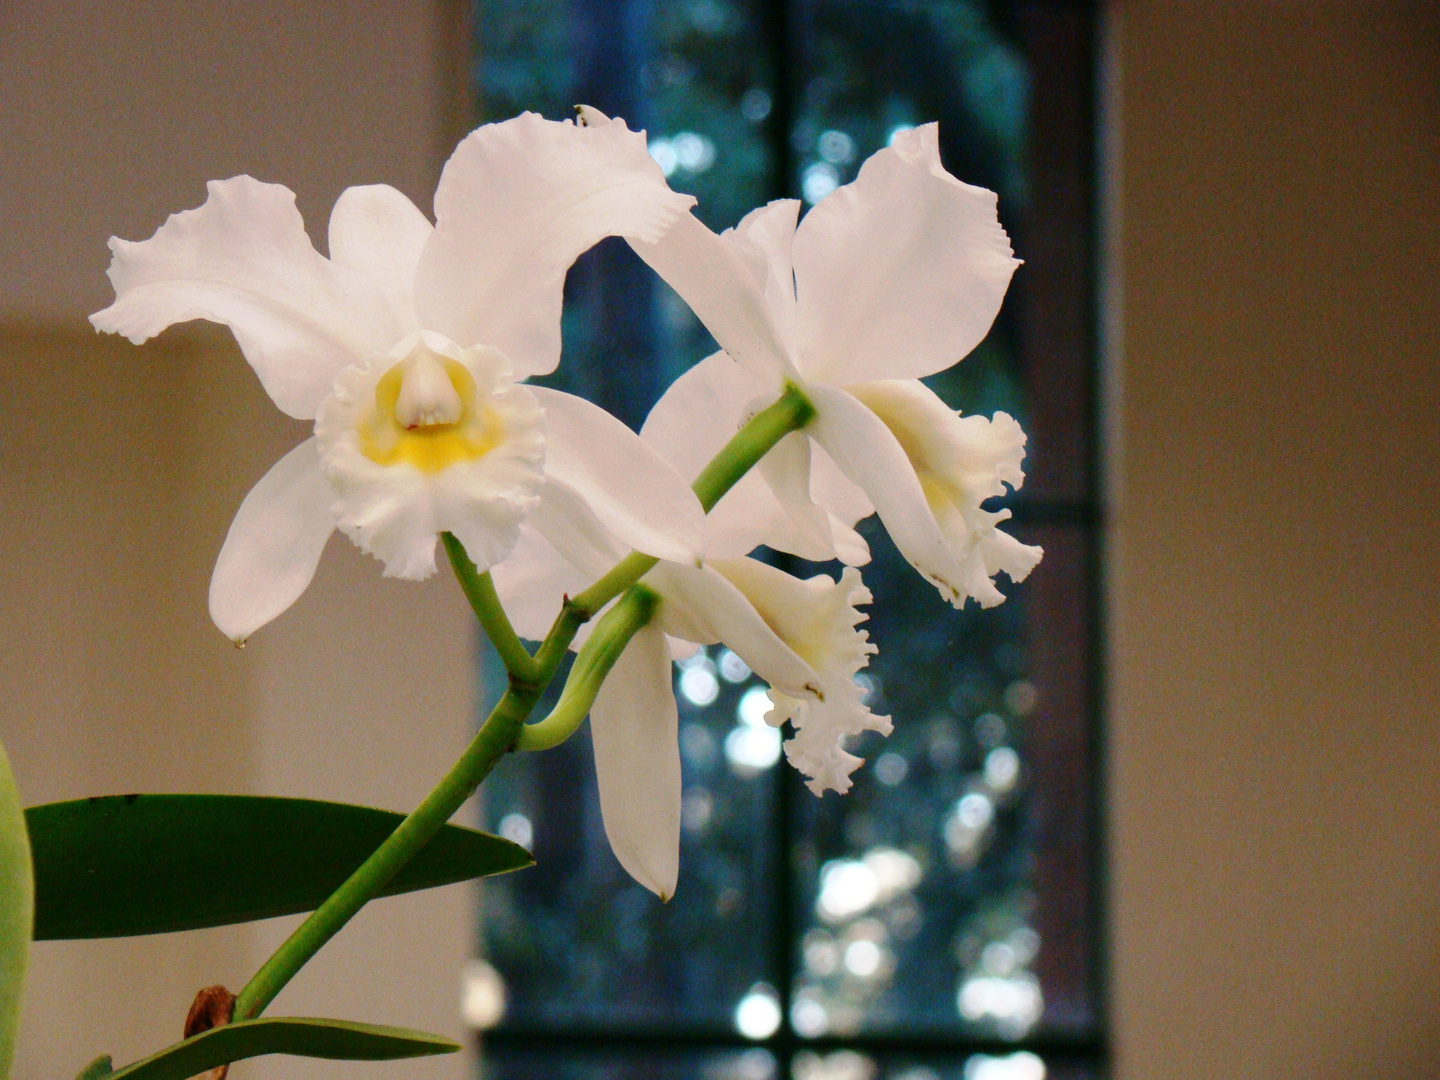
(316, 333, 548, 582)
(350, 333, 513, 474)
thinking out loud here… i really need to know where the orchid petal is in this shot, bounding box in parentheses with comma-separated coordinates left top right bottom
(639, 351, 777, 557)
(756, 432, 836, 560)
(702, 473, 787, 559)
(641, 351, 875, 564)
(629, 212, 796, 385)
(792, 124, 1019, 384)
(714, 559, 889, 795)
(533, 386, 705, 565)
(812, 441, 875, 529)
(640, 352, 842, 561)
(646, 563, 821, 699)
(90, 177, 398, 419)
(848, 379, 1042, 606)
(527, 473, 631, 582)
(415, 110, 694, 377)
(728, 199, 802, 356)
(209, 437, 336, 643)
(489, 523, 591, 642)
(807, 383, 969, 607)
(590, 624, 681, 899)
(640, 351, 769, 482)
(846, 379, 1027, 502)
(327, 184, 432, 335)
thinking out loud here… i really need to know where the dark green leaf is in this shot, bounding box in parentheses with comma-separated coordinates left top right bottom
(98, 1017, 457, 1080)
(28, 795, 531, 939)
(0, 741, 33, 1080)
(74, 1054, 112, 1080)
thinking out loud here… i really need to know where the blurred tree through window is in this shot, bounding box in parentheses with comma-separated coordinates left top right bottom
(467, 2, 1103, 1078)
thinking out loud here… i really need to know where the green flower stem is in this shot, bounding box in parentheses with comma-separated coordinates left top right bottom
(228, 381, 817, 1019)
(441, 533, 540, 685)
(509, 381, 816, 749)
(515, 586, 659, 751)
(231, 684, 535, 1020)
(691, 382, 815, 512)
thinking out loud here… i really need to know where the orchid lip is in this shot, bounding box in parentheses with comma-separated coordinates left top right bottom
(352, 338, 512, 475)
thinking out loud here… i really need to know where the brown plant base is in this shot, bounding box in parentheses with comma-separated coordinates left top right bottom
(183, 985, 236, 1080)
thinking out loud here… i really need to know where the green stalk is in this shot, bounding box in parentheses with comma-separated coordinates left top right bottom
(230, 380, 816, 1018)
(515, 586, 658, 751)
(691, 382, 815, 512)
(442, 533, 539, 685)
(232, 683, 535, 1020)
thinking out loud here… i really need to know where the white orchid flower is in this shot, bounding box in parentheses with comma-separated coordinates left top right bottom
(491, 405, 889, 899)
(91, 110, 703, 643)
(630, 123, 1043, 608)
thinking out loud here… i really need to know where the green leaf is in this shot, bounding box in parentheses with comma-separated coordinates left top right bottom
(94, 1017, 457, 1080)
(28, 795, 531, 939)
(0, 740, 33, 1080)
(74, 1055, 112, 1080)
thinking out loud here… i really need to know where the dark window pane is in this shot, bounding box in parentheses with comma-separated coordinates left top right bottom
(479, 1046, 1099, 1080)
(481, 1045, 779, 1080)
(471, 0, 1100, 1067)
(478, 0, 777, 429)
(785, 523, 1097, 1040)
(479, 661, 780, 1031)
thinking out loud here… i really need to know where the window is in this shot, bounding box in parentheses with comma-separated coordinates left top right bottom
(467, 2, 1102, 1077)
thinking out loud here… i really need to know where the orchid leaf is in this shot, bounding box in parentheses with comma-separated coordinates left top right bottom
(89, 1017, 457, 1080)
(0, 741, 32, 1080)
(28, 795, 531, 939)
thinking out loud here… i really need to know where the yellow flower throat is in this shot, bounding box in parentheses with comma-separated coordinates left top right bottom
(358, 353, 501, 473)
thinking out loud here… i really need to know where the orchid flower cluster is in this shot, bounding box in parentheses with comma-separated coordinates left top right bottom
(87, 106, 1039, 1024)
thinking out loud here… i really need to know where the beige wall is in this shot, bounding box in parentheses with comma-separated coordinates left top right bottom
(1106, 4, 1440, 1079)
(0, 5, 477, 1080)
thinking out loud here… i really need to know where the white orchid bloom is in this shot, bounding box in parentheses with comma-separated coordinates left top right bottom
(91, 111, 704, 643)
(491, 406, 888, 899)
(630, 123, 1043, 608)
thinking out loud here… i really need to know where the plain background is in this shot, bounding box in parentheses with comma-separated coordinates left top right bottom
(0, 3, 1436, 1079)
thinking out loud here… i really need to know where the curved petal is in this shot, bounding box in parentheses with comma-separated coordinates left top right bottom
(641, 351, 769, 481)
(209, 438, 336, 643)
(328, 184, 432, 335)
(489, 523, 591, 641)
(714, 560, 889, 795)
(757, 431, 836, 559)
(91, 177, 399, 419)
(629, 212, 796, 385)
(846, 380, 1027, 502)
(812, 441, 875, 528)
(792, 124, 1019, 384)
(590, 623, 681, 899)
(640, 352, 870, 563)
(807, 384, 969, 607)
(847, 379, 1041, 605)
(533, 386, 705, 565)
(647, 563, 821, 699)
(528, 473, 631, 581)
(640, 351, 792, 559)
(728, 199, 801, 357)
(702, 472, 785, 559)
(415, 110, 695, 376)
